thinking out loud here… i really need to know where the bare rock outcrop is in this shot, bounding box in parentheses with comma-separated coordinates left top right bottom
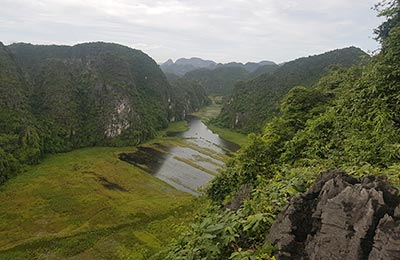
(266, 169, 400, 260)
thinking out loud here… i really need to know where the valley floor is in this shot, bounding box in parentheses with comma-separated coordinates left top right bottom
(192, 97, 249, 147)
(0, 104, 245, 260)
(0, 125, 203, 260)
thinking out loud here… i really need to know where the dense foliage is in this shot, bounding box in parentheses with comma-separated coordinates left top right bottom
(163, 59, 279, 96)
(247, 64, 280, 79)
(0, 42, 209, 184)
(160, 58, 276, 78)
(182, 65, 279, 96)
(168, 78, 211, 120)
(183, 67, 251, 96)
(164, 2, 400, 259)
(216, 47, 369, 133)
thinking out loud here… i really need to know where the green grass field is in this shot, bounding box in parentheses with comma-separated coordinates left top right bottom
(156, 121, 188, 137)
(207, 125, 249, 148)
(192, 99, 221, 121)
(0, 127, 200, 259)
(0, 104, 242, 259)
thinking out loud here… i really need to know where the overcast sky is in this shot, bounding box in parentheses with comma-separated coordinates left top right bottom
(0, 0, 383, 64)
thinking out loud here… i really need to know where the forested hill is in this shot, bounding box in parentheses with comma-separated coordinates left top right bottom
(183, 66, 251, 95)
(216, 46, 369, 133)
(181, 64, 279, 96)
(0, 42, 209, 184)
(162, 59, 279, 96)
(164, 2, 400, 258)
(0, 42, 28, 112)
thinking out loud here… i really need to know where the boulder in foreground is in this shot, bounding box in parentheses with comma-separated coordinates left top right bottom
(267, 169, 400, 260)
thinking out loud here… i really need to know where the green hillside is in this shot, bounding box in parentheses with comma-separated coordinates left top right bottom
(168, 78, 211, 120)
(183, 67, 250, 95)
(0, 42, 209, 185)
(164, 2, 400, 258)
(216, 47, 369, 133)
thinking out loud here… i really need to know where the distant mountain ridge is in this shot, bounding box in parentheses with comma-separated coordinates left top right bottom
(160, 57, 276, 76)
(175, 57, 216, 68)
(161, 57, 278, 95)
(182, 64, 279, 95)
(216, 47, 369, 133)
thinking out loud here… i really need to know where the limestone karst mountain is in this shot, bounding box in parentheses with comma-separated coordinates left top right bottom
(0, 42, 209, 184)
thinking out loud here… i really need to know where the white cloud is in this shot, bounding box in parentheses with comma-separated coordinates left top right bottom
(0, 0, 383, 63)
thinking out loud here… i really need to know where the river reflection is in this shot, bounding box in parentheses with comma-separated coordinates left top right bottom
(119, 116, 239, 195)
(170, 115, 240, 152)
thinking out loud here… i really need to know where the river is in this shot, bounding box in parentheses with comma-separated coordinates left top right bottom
(119, 116, 239, 195)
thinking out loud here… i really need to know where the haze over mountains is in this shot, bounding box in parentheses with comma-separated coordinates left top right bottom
(160, 57, 276, 76)
(161, 57, 279, 95)
(1, 1, 399, 260)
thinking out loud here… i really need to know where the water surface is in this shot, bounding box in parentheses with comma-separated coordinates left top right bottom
(120, 116, 239, 195)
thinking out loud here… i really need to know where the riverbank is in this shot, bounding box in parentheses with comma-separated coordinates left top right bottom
(192, 97, 249, 147)
(0, 103, 243, 259)
(0, 121, 204, 260)
(122, 114, 234, 195)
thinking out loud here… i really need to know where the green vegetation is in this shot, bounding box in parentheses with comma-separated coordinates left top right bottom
(157, 121, 189, 137)
(160, 57, 217, 76)
(0, 146, 200, 259)
(191, 98, 222, 120)
(163, 59, 279, 96)
(248, 64, 280, 79)
(1, 1, 399, 260)
(0, 109, 244, 259)
(160, 58, 277, 84)
(216, 47, 369, 133)
(180, 64, 279, 96)
(0, 42, 209, 185)
(192, 97, 250, 147)
(183, 67, 251, 95)
(164, 2, 400, 259)
(208, 125, 249, 148)
(168, 78, 211, 121)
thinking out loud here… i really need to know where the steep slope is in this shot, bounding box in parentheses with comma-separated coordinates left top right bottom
(267, 170, 400, 260)
(0, 42, 40, 183)
(0, 42, 28, 111)
(9, 42, 172, 149)
(164, 72, 181, 82)
(0, 42, 209, 184)
(248, 63, 279, 78)
(217, 47, 369, 133)
(164, 4, 400, 257)
(167, 78, 211, 121)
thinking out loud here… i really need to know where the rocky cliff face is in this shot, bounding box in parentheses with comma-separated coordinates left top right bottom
(7, 42, 172, 147)
(0, 42, 210, 184)
(167, 78, 210, 121)
(5, 42, 209, 147)
(267, 170, 400, 260)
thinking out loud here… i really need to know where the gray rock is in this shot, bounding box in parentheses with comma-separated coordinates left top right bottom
(368, 214, 400, 260)
(266, 170, 400, 260)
